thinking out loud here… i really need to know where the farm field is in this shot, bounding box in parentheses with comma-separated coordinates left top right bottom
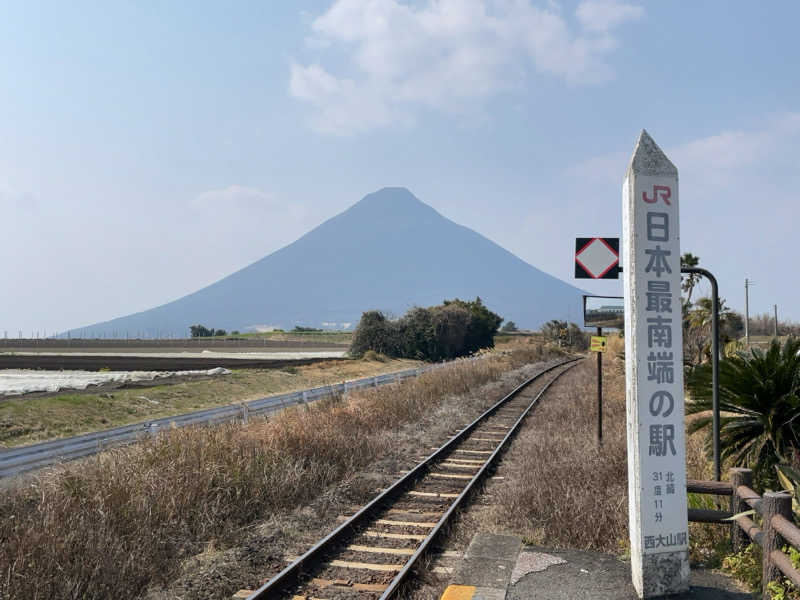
(0, 367, 231, 397)
(0, 334, 351, 352)
(0, 355, 421, 448)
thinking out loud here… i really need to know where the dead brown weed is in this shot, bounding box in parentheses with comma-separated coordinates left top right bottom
(0, 348, 557, 599)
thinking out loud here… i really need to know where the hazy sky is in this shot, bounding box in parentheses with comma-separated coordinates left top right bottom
(2, 1, 799, 335)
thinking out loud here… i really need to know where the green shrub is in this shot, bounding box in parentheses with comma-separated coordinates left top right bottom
(721, 544, 762, 592)
(189, 324, 213, 338)
(686, 337, 800, 488)
(501, 321, 518, 332)
(350, 298, 502, 361)
(767, 546, 800, 599)
(540, 320, 589, 350)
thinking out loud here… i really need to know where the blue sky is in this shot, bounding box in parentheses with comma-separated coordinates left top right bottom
(2, 1, 799, 335)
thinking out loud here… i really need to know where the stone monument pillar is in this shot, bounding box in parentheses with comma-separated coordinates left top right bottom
(622, 130, 689, 597)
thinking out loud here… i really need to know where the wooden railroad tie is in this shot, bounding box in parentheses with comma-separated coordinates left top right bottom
(408, 490, 459, 499)
(376, 518, 436, 527)
(364, 530, 426, 540)
(336, 516, 435, 527)
(383, 508, 442, 518)
(329, 559, 402, 572)
(311, 578, 386, 592)
(347, 544, 414, 556)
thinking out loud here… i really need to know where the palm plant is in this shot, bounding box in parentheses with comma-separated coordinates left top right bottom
(684, 296, 735, 366)
(681, 252, 701, 304)
(686, 337, 800, 486)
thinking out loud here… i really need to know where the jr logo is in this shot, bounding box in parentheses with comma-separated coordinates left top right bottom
(642, 185, 671, 205)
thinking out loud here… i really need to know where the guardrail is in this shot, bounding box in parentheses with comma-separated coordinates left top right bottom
(0, 357, 474, 478)
(687, 468, 800, 598)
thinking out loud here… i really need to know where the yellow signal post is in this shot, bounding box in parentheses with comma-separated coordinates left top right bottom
(592, 329, 606, 446)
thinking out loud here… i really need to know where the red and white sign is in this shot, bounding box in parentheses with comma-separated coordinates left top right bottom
(575, 237, 619, 279)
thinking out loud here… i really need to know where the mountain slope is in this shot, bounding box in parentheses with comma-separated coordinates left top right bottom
(75, 188, 585, 336)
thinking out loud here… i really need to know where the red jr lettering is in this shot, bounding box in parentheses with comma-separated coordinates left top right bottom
(642, 185, 671, 205)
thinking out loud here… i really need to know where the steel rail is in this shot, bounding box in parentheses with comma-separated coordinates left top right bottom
(246, 357, 581, 600)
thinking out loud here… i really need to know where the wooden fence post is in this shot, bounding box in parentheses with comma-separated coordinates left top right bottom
(761, 491, 793, 599)
(730, 467, 753, 553)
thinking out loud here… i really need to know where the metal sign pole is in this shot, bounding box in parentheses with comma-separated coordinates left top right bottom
(597, 326, 603, 446)
(619, 264, 721, 482)
(681, 266, 720, 482)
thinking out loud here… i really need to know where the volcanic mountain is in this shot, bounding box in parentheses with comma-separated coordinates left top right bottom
(76, 188, 585, 337)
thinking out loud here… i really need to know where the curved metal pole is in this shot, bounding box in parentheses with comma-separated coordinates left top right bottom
(619, 265, 721, 481)
(682, 267, 720, 481)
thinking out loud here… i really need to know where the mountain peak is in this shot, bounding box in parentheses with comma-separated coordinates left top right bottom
(352, 186, 431, 211)
(340, 187, 442, 226)
(360, 186, 418, 203)
(74, 186, 584, 336)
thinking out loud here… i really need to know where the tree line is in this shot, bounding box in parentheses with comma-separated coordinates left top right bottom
(349, 297, 502, 361)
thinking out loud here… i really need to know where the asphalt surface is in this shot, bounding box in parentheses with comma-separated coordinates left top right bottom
(507, 547, 751, 600)
(444, 534, 751, 600)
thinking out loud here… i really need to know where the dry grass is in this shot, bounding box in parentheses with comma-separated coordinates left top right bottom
(476, 357, 629, 552)
(0, 347, 557, 600)
(0, 356, 422, 447)
(459, 347, 724, 559)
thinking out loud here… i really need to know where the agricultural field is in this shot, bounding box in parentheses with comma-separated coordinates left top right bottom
(0, 355, 420, 448)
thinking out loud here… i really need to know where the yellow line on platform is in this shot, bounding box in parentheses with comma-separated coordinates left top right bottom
(440, 584, 476, 600)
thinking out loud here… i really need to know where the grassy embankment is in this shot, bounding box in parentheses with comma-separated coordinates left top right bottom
(0, 341, 558, 600)
(0, 356, 419, 447)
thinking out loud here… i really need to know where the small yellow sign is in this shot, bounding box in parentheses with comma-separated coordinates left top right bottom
(590, 335, 607, 352)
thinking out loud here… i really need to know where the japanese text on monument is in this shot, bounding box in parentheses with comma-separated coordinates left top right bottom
(637, 181, 688, 552)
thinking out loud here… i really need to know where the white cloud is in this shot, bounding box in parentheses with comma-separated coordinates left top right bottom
(564, 150, 627, 184)
(576, 0, 644, 33)
(291, 0, 644, 135)
(0, 185, 37, 212)
(193, 185, 277, 209)
(673, 113, 800, 175)
(189, 185, 310, 232)
(565, 113, 800, 184)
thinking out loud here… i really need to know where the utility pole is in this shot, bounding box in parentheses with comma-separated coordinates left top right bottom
(745, 278, 751, 347)
(774, 304, 779, 337)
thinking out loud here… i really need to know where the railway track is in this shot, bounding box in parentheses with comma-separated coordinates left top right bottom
(241, 357, 581, 600)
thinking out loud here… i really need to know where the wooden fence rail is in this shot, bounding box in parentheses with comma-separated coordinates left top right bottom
(687, 468, 800, 599)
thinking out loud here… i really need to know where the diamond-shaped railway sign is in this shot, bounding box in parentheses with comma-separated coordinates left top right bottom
(575, 237, 620, 279)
